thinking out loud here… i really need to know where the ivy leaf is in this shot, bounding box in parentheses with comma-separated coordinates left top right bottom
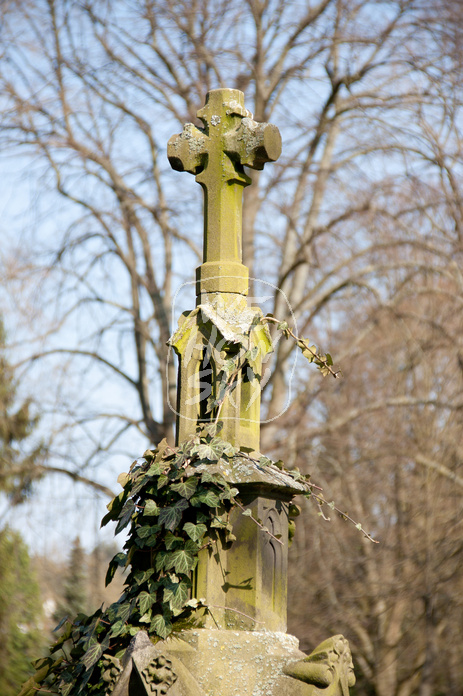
(170, 477, 198, 499)
(184, 598, 199, 608)
(115, 499, 135, 534)
(105, 552, 127, 587)
(220, 486, 239, 501)
(58, 673, 75, 696)
(115, 601, 132, 623)
(155, 550, 169, 572)
(201, 470, 221, 484)
(210, 516, 228, 528)
(163, 580, 190, 610)
(164, 532, 183, 550)
(159, 498, 189, 531)
(117, 472, 130, 488)
(109, 620, 126, 638)
(192, 443, 220, 461)
(138, 591, 155, 616)
(60, 682, 74, 696)
(53, 616, 69, 633)
(144, 499, 159, 516)
(224, 357, 237, 373)
(176, 438, 195, 457)
(50, 625, 73, 654)
(183, 522, 207, 542)
(205, 393, 218, 414)
(166, 546, 197, 574)
(301, 348, 315, 363)
(258, 456, 272, 467)
(155, 438, 170, 459)
(196, 489, 220, 507)
(146, 531, 161, 546)
(82, 640, 103, 670)
(150, 614, 171, 640)
(157, 473, 169, 490)
(200, 421, 223, 437)
(137, 524, 159, 539)
(221, 441, 238, 457)
(147, 461, 163, 476)
(101, 490, 127, 527)
(133, 568, 154, 585)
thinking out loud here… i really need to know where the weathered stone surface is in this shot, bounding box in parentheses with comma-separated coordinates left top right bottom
(184, 453, 309, 632)
(158, 629, 313, 696)
(107, 630, 355, 696)
(169, 294, 272, 451)
(191, 453, 308, 495)
(191, 494, 288, 631)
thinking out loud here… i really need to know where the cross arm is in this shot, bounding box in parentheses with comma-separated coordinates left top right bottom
(225, 117, 282, 171)
(167, 123, 207, 175)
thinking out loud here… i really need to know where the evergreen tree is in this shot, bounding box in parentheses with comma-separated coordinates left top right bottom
(0, 527, 44, 696)
(0, 322, 44, 504)
(55, 537, 88, 621)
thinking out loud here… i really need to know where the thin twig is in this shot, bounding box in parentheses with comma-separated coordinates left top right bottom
(308, 491, 379, 543)
(263, 316, 341, 378)
(233, 499, 284, 545)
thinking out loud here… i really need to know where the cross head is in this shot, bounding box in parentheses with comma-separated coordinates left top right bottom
(168, 88, 281, 296)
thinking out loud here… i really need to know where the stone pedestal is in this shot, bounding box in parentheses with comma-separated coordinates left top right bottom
(187, 454, 307, 632)
(160, 629, 311, 696)
(107, 629, 355, 696)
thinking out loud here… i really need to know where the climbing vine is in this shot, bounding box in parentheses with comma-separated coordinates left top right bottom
(196, 311, 340, 424)
(20, 320, 373, 696)
(21, 422, 375, 696)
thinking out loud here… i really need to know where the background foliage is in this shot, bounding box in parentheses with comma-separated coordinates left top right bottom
(0, 527, 45, 696)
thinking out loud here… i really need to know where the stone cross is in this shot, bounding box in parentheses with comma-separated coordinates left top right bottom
(168, 88, 281, 297)
(166, 93, 353, 696)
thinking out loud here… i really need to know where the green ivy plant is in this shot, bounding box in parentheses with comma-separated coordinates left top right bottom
(20, 425, 272, 695)
(19, 322, 372, 696)
(21, 422, 375, 696)
(262, 315, 340, 378)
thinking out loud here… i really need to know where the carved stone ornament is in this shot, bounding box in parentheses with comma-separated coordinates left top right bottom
(284, 634, 356, 696)
(141, 655, 178, 694)
(109, 631, 206, 696)
(101, 655, 123, 694)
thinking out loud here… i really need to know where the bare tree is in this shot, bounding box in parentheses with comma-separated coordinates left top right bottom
(1, 0, 459, 469)
(288, 278, 463, 696)
(1, 2, 463, 691)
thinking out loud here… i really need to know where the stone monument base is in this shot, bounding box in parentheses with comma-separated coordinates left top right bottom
(109, 628, 354, 695)
(159, 629, 310, 695)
